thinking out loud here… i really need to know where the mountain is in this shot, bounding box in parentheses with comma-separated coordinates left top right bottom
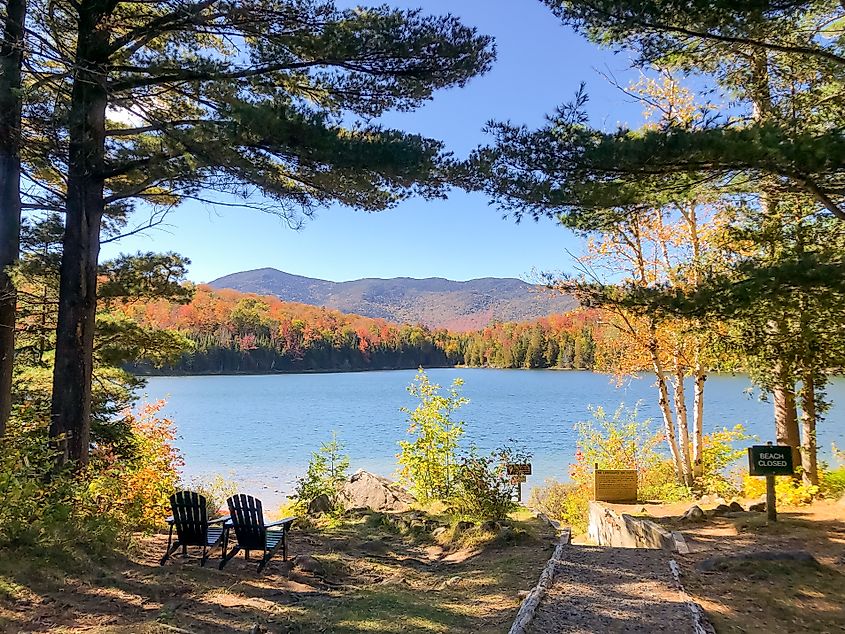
(208, 268, 577, 331)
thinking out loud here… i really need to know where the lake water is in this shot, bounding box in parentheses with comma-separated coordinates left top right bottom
(140, 369, 845, 504)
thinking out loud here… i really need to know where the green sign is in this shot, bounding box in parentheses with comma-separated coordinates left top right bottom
(747, 445, 794, 476)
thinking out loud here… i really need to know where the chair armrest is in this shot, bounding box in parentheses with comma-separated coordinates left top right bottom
(265, 516, 296, 529)
(207, 516, 230, 526)
(166, 516, 175, 525)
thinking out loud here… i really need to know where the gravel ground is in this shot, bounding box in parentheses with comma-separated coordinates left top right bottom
(528, 545, 694, 633)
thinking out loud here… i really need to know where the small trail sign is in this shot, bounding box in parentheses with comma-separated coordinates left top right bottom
(507, 463, 532, 476)
(747, 443, 794, 522)
(506, 463, 532, 502)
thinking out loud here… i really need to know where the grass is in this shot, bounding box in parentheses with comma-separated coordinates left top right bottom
(0, 509, 557, 633)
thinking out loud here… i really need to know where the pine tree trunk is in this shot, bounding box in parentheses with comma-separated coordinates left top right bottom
(800, 372, 819, 486)
(0, 0, 26, 435)
(773, 375, 802, 473)
(49, 3, 110, 464)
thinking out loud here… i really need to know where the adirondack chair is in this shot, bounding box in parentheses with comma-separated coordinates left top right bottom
(160, 491, 228, 567)
(220, 494, 295, 573)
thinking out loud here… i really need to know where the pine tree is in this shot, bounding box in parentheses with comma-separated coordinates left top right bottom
(28, 0, 493, 463)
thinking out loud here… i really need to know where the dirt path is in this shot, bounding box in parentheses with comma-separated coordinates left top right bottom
(528, 545, 694, 634)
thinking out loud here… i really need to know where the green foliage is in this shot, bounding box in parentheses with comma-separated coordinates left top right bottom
(0, 401, 181, 550)
(397, 370, 468, 502)
(697, 425, 751, 498)
(450, 444, 530, 522)
(187, 474, 239, 518)
(292, 432, 350, 513)
(570, 403, 670, 484)
(820, 466, 845, 499)
(529, 480, 590, 534)
(742, 474, 819, 506)
(535, 404, 749, 531)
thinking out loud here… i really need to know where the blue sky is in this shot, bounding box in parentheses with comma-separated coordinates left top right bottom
(100, 0, 645, 284)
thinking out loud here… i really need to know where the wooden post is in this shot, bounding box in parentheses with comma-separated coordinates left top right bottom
(766, 474, 777, 522)
(517, 481, 522, 503)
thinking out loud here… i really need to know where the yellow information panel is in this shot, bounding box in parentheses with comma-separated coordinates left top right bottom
(594, 468, 638, 503)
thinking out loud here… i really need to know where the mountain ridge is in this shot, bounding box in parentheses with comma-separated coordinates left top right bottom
(209, 267, 577, 331)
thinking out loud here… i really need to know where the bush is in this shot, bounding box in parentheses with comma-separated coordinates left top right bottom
(450, 444, 528, 522)
(82, 400, 183, 533)
(291, 431, 350, 513)
(397, 369, 468, 502)
(742, 474, 819, 505)
(570, 403, 673, 490)
(696, 425, 750, 498)
(820, 466, 845, 499)
(187, 474, 239, 518)
(529, 480, 589, 534)
(0, 400, 183, 551)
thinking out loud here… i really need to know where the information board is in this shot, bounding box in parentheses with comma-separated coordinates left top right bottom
(594, 469, 638, 503)
(748, 445, 794, 476)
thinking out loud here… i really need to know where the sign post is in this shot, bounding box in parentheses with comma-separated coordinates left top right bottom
(747, 442, 794, 523)
(506, 463, 532, 503)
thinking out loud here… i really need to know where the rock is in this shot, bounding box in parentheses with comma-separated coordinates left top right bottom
(294, 555, 325, 576)
(307, 493, 333, 515)
(344, 507, 372, 518)
(749, 502, 766, 512)
(338, 470, 416, 512)
(445, 575, 462, 588)
(697, 494, 726, 506)
(432, 526, 447, 538)
(681, 505, 706, 522)
(455, 521, 474, 531)
(729, 501, 744, 512)
(480, 520, 501, 533)
(697, 550, 817, 572)
(711, 504, 732, 517)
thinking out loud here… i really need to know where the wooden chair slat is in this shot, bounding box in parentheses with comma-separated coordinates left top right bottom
(221, 494, 294, 573)
(160, 490, 225, 568)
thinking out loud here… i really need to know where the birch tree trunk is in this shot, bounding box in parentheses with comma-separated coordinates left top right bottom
(692, 355, 706, 479)
(649, 323, 687, 484)
(673, 352, 694, 484)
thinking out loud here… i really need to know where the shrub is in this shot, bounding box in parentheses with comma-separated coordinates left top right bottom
(528, 480, 590, 534)
(820, 466, 845, 499)
(291, 431, 350, 513)
(450, 444, 529, 522)
(742, 474, 819, 505)
(397, 369, 468, 502)
(83, 400, 183, 533)
(696, 425, 750, 498)
(0, 400, 181, 550)
(187, 474, 239, 518)
(570, 403, 671, 489)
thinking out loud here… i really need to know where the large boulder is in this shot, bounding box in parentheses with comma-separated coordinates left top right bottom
(307, 493, 333, 515)
(338, 470, 416, 512)
(681, 505, 706, 522)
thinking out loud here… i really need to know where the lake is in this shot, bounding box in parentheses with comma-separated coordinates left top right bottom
(141, 369, 845, 504)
